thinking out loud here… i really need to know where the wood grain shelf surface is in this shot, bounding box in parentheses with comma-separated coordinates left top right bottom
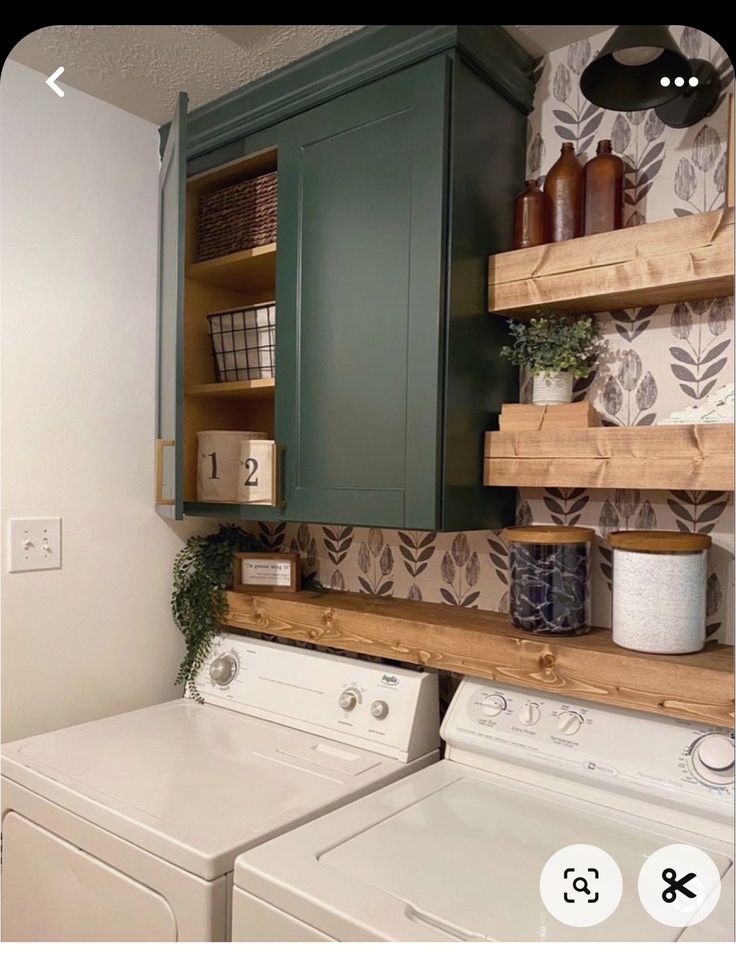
(224, 589, 734, 728)
(185, 378, 275, 399)
(488, 207, 734, 317)
(484, 424, 734, 490)
(186, 243, 276, 292)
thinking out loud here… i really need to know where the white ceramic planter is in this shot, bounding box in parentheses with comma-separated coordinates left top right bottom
(532, 371, 574, 405)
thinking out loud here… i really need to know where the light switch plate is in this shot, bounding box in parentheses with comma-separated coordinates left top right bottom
(7, 518, 62, 572)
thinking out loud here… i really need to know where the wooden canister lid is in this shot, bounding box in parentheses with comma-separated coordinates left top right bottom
(503, 524, 595, 544)
(607, 530, 712, 552)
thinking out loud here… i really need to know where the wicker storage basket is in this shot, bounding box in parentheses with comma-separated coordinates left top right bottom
(207, 302, 276, 382)
(197, 171, 277, 262)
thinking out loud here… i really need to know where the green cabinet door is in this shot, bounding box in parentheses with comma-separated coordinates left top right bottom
(155, 92, 187, 520)
(276, 57, 449, 528)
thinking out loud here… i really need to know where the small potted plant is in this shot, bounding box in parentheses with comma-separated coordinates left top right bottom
(500, 311, 600, 405)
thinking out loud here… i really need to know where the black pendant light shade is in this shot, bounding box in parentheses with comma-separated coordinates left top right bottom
(580, 26, 690, 111)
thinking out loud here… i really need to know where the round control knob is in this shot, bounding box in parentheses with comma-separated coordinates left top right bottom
(209, 654, 237, 687)
(370, 700, 389, 720)
(557, 711, 584, 736)
(519, 703, 541, 726)
(690, 734, 735, 785)
(481, 694, 507, 717)
(339, 689, 359, 712)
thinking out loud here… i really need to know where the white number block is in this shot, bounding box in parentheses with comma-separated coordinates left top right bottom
(238, 440, 281, 505)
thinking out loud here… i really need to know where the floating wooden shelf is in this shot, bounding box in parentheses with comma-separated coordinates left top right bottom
(186, 243, 276, 292)
(224, 589, 733, 727)
(488, 208, 734, 317)
(185, 378, 275, 399)
(484, 424, 734, 490)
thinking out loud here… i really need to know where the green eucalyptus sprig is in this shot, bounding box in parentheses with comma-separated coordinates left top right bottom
(500, 311, 600, 378)
(172, 523, 257, 700)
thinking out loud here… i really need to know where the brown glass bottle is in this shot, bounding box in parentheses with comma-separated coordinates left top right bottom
(513, 179, 547, 249)
(544, 142, 584, 241)
(584, 139, 624, 235)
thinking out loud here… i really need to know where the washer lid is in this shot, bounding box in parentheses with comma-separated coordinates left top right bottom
(1, 699, 403, 880)
(236, 764, 732, 941)
(320, 778, 730, 940)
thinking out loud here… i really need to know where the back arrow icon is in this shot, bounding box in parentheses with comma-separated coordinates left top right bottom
(45, 67, 65, 97)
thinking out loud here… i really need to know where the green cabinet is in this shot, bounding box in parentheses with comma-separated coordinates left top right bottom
(156, 26, 533, 530)
(276, 58, 448, 528)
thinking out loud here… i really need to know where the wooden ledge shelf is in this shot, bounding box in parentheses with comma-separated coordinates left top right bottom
(488, 207, 734, 317)
(185, 378, 275, 399)
(224, 589, 734, 728)
(186, 243, 276, 291)
(484, 424, 734, 490)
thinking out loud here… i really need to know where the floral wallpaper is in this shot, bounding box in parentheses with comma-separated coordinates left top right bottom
(249, 26, 734, 645)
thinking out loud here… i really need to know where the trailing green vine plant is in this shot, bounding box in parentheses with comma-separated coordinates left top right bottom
(172, 524, 257, 701)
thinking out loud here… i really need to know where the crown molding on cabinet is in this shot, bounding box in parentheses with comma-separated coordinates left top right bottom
(159, 25, 536, 162)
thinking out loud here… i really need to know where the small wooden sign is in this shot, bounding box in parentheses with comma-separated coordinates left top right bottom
(232, 551, 301, 593)
(237, 440, 284, 506)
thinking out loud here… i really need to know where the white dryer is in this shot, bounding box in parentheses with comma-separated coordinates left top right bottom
(1, 635, 439, 941)
(233, 677, 734, 941)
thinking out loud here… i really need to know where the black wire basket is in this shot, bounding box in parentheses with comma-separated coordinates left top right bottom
(207, 302, 275, 382)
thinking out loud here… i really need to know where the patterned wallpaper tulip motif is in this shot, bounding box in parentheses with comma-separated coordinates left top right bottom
(249, 26, 733, 645)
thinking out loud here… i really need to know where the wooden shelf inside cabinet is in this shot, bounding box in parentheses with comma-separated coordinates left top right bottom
(185, 379, 275, 400)
(488, 208, 734, 317)
(483, 424, 734, 491)
(186, 243, 276, 292)
(224, 589, 734, 727)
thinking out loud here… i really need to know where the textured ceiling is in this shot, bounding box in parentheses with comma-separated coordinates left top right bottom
(9, 24, 610, 125)
(8, 25, 363, 125)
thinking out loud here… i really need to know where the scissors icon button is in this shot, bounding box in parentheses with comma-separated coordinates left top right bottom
(661, 867, 697, 903)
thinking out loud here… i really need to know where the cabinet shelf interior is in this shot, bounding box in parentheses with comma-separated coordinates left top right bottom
(185, 379, 275, 400)
(183, 147, 278, 503)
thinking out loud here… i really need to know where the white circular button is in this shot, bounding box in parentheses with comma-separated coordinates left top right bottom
(209, 654, 237, 687)
(638, 844, 721, 927)
(370, 700, 388, 720)
(697, 734, 734, 771)
(519, 703, 541, 726)
(557, 711, 584, 736)
(540, 844, 623, 928)
(481, 694, 507, 717)
(339, 690, 358, 712)
(690, 734, 734, 785)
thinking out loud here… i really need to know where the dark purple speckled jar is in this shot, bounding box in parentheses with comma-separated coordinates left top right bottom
(503, 525, 594, 636)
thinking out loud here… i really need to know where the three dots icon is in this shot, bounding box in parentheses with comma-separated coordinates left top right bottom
(660, 75, 699, 88)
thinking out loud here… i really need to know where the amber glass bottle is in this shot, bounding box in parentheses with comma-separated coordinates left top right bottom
(584, 139, 624, 234)
(544, 142, 584, 241)
(513, 179, 547, 249)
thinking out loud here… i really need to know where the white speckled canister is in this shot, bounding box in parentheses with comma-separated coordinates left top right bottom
(608, 531, 711, 654)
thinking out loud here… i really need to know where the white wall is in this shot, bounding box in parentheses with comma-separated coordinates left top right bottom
(1, 61, 205, 741)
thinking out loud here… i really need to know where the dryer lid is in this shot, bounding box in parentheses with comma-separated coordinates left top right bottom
(1, 699, 402, 880)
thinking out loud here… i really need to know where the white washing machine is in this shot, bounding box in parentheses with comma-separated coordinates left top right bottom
(233, 677, 734, 941)
(0, 635, 439, 941)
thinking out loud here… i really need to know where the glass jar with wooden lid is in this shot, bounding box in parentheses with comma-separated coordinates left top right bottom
(503, 525, 594, 635)
(608, 531, 711, 654)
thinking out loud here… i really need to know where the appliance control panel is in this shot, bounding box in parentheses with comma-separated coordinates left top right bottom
(192, 634, 439, 762)
(442, 678, 734, 813)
